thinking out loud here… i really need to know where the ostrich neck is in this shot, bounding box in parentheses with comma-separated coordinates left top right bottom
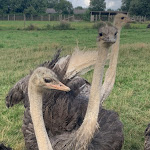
(109, 30, 121, 70)
(106, 19, 122, 74)
(75, 43, 109, 149)
(100, 23, 122, 103)
(86, 44, 109, 118)
(28, 84, 53, 150)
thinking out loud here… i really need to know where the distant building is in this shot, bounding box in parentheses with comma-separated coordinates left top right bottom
(46, 8, 57, 14)
(73, 9, 87, 15)
(90, 11, 128, 22)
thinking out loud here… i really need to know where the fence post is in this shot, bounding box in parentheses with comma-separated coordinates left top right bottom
(8, 14, 9, 21)
(139, 16, 142, 22)
(31, 14, 33, 21)
(108, 12, 110, 21)
(14, 14, 15, 21)
(64, 15, 65, 20)
(24, 14, 26, 28)
(144, 16, 146, 22)
(48, 14, 50, 21)
(41, 15, 43, 21)
(90, 15, 94, 22)
(59, 14, 62, 21)
(73, 15, 75, 21)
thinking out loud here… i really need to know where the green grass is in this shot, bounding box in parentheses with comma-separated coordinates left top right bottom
(0, 21, 150, 150)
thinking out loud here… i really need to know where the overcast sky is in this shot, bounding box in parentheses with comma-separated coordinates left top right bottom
(68, 0, 122, 10)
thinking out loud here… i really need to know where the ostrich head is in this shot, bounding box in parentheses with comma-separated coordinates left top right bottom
(97, 25, 118, 47)
(29, 67, 70, 92)
(114, 13, 131, 28)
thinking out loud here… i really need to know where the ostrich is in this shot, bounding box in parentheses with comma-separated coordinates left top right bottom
(5, 14, 130, 149)
(5, 25, 124, 150)
(6, 13, 130, 107)
(0, 143, 12, 150)
(26, 25, 121, 150)
(144, 124, 150, 150)
(100, 13, 131, 103)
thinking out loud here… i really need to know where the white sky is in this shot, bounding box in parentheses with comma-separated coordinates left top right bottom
(68, 0, 122, 10)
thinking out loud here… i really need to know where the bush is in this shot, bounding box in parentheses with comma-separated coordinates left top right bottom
(25, 24, 38, 30)
(45, 24, 52, 30)
(53, 21, 75, 30)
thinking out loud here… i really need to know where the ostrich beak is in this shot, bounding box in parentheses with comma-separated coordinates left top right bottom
(46, 82, 70, 92)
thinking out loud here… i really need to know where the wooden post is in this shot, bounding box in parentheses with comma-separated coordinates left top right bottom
(59, 15, 61, 21)
(61, 14, 62, 21)
(139, 16, 142, 22)
(144, 16, 146, 22)
(24, 14, 26, 28)
(90, 15, 94, 22)
(73, 15, 75, 21)
(48, 14, 50, 21)
(100, 12, 101, 20)
(14, 14, 15, 21)
(108, 12, 110, 21)
(41, 15, 43, 21)
(95, 15, 97, 22)
(8, 14, 9, 21)
(31, 14, 33, 21)
(64, 15, 65, 20)
(90, 12, 94, 22)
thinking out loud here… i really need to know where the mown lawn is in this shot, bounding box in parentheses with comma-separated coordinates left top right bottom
(0, 21, 150, 150)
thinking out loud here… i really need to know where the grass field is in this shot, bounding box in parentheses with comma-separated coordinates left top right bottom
(0, 21, 150, 150)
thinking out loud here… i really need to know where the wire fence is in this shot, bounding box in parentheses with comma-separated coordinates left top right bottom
(0, 14, 85, 21)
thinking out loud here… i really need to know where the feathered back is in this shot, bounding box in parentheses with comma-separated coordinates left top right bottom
(145, 124, 150, 150)
(0, 143, 12, 150)
(65, 47, 98, 79)
(6, 49, 63, 108)
(6, 48, 96, 108)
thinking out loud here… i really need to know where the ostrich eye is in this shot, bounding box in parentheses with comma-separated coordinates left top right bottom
(99, 33, 103, 36)
(44, 78, 52, 83)
(115, 32, 118, 36)
(121, 17, 125, 20)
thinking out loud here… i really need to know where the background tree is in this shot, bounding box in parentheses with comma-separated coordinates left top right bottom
(0, 0, 47, 14)
(129, 0, 150, 17)
(89, 0, 106, 11)
(0, 0, 11, 13)
(75, 6, 83, 10)
(107, 8, 114, 11)
(121, 0, 132, 12)
(54, 0, 73, 14)
(47, 0, 58, 8)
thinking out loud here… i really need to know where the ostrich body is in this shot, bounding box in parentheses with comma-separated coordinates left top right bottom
(0, 144, 12, 150)
(144, 124, 150, 150)
(22, 25, 123, 150)
(5, 14, 130, 149)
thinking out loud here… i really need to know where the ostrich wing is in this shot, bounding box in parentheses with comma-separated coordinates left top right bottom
(6, 48, 96, 108)
(6, 49, 62, 108)
(65, 47, 98, 79)
(144, 124, 150, 150)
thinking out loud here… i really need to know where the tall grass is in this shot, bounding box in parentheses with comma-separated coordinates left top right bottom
(0, 21, 150, 150)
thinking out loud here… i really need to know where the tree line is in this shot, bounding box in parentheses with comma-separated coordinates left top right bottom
(0, 0, 149, 18)
(0, 0, 106, 15)
(121, 0, 150, 17)
(0, 0, 74, 15)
